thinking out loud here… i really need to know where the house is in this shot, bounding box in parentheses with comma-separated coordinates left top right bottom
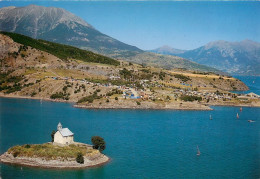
(109, 75, 121, 80)
(247, 92, 259, 98)
(54, 122, 74, 145)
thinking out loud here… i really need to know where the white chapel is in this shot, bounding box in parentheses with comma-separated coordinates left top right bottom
(54, 122, 74, 145)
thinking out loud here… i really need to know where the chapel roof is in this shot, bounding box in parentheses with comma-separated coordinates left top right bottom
(59, 128, 74, 137)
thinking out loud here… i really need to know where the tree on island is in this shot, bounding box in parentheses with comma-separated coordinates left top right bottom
(91, 136, 106, 152)
(76, 152, 84, 164)
(51, 130, 56, 142)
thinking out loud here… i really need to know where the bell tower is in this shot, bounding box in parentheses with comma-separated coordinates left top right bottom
(57, 122, 62, 131)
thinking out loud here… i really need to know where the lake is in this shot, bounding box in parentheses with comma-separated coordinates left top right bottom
(233, 76, 260, 95)
(0, 97, 259, 179)
(1, 76, 260, 178)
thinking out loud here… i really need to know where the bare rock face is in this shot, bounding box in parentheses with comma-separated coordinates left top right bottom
(0, 34, 19, 59)
(0, 5, 92, 38)
(0, 5, 142, 56)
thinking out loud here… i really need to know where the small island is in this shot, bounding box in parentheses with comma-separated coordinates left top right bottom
(0, 123, 109, 169)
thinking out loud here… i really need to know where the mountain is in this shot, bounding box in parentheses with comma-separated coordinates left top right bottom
(149, 45, 187, 55)
(126, 52, 220, 73)
(151, 40, 260, 75)
(0, 5, 220, 73)
(0, 5, 142, 57)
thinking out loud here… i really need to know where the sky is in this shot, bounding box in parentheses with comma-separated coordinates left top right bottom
(0, 1, 259, 50)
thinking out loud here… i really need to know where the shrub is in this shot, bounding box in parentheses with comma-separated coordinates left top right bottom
(50, 92, 70, 100)
(5, 83, 22, 94)
(50, 92, 64, 99)
(51, 130, 56, 142)
(31, 91, 37, 97)
(141, 69, 150, 73)
(63, 86, 68, 92)
(159, 71, 166, 80)
(136, 101, 141, 105)
(13, 151, 19, 158)
(91, 136, 106, 152)
(77, 95, 96, 103)
(24, 144, 31, 148)
(119, 68, 132, 79)
(180, 95, 202, 102)
(106, 89, 123, 96)
(6, 76, 23, 83)
(115, 97, 118, 100)
(174, 74, 191, 82)
(76, 152, 84, 164)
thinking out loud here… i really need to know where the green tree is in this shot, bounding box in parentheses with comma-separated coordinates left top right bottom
(91, 136, 106, 152)
(76, 152, 84, 164)
(51, 130, 56, 142)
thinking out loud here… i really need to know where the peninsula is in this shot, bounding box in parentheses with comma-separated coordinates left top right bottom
(0, 123, 109, 169)
(0, 32, 259, 110)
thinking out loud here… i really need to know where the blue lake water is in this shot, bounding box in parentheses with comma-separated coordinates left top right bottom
(233, 76, 260, 95)
(0, 97, 259, 179)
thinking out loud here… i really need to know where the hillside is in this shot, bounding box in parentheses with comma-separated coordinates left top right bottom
(1, 31, 120, 66)
(1, 33, 258, 110)
(126, 52, 220, 72)
(0, 5, 220, 73)
(151, 40, 260, 75)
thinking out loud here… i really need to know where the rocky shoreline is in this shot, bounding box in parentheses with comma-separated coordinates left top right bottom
(207, 100, 260, 107)
(0, 93, 213, 110)
(1, 94, 260, 111)
(74, 101, 213, 111)
(0, 152, 109, 169)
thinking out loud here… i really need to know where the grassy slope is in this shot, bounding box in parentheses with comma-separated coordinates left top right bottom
(7, 143, 97, 159)
(1, 31, 120, 66)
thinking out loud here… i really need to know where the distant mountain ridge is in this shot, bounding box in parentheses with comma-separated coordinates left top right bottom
(0, 5, 142, 56)
(151, 40, 260, 75)
(149, 45, 187, 55)
(0, 5, 221, 73)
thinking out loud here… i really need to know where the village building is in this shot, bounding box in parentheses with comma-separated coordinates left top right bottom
(54, 122, 74, 145)
(109, 75, 121, 80)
